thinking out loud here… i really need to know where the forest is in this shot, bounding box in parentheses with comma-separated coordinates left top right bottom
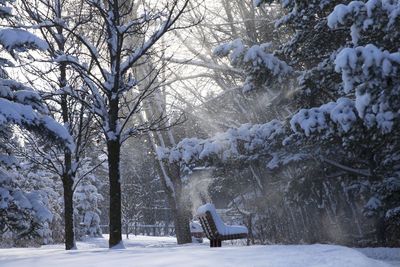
(0, 0, 399, 257)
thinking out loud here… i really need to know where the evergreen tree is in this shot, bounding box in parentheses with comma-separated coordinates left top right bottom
(73, 161, 103, 240)
(161, 0, 400, 246)
(0, 0, 72, 246)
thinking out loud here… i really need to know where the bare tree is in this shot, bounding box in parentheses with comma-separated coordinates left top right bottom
(48, 0, 191, 247)
(16, 0, 103, 250)
(141, 93, 193, 244)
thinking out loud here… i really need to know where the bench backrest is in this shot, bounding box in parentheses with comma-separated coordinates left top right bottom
(197, 211, 219, 239)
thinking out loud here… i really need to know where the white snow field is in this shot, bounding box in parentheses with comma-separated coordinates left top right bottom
(0, 235, 398, 267)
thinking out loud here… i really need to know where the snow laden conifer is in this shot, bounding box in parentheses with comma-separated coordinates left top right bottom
(15, 161, 64, 245)
(0, 166, 54, 247)
(73, 161, 103, 240)
(0, 0, 73, 148)
(251, 0, 398, 246)
(213, 39, 292, 92)
(279, 0, 400, 245)
(161, 0, 400, 246)
(0, 0, 73, 246)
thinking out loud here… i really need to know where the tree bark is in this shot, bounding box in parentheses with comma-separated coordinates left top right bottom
(62, 171, 75, 250)
(160, 173, 191, 244)
(168, 164, 192, 244)
(60, 58, 76, 250)
(144, 118, 192, 244)
(107, 138, 122, 247)
(173, 205, 192, 244)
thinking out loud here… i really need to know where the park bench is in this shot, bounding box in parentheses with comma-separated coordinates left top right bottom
(196, 203, 248, 247)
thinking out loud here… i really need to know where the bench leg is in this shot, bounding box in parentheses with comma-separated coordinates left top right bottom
(210, 239, 221, 247)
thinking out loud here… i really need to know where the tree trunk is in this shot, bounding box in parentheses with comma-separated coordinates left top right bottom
(155, 152, 192, 244)
(376, 216, 387, 246)
(169, 163, 192, 244)
(62, 171, 75, 250)
(246, 214, 254, 246)
(141, 101, 192, 244)
(173, 205, 192, 244)
(134, 221, 137, 236)
(108, 138, 122, 247)
(151, 159, 192, 244)
(60, 62, 76, 249)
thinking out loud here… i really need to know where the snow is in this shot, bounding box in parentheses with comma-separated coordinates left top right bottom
(327, 0, 400, 44)
(327, 2, 363, 30)
(0, 154, 17, 166)
(196, 203, 248, 235)
(14, 90, 41, 105)
(0, 98, 37, 124)
(26, 191, 53, 222)
(290, 98, 358, 136)
(110, 241, 125, 250)
(0, 28, 49, 52)
(364, 196, 382, 212)
(213, 39, 291, 92)
(357, 247, 400, 266)
(42, 116, 75, 151)
(0, 235, 397, 267)
(333, 44, 400, 133)
(385, 206, 400, 219)
(11, 190, 33, 209)
(355, 90, 371, 119)
(329, 98, 357, 132)
(0, 6, 12, 18)
(190, 221, 203, 233)
(266, 152, 309, 170)
(54, 54, 81, 66)
(0, 81, 74, 150)
(160, 120, 285, 164)
(0, 187, 10, 209)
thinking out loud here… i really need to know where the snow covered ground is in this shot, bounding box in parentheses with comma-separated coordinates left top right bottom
(0, 235, 398, 267)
